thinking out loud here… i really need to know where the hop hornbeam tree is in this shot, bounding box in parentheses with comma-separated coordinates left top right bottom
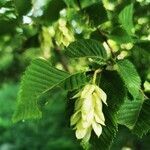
(7, 0, 150, 149)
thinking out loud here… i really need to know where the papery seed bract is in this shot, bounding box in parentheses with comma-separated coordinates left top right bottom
(76, 127, 87, 139)
(83, 127, 92, 143)
(95, 86, 107, 105)
(70, 111, 80, 126)
(92, 121, 102, 137)
(94, 113, 105, 126)
(82, 95, 93, 114)
(75, 98, 82, 111)
(70, 83, 107, 142)
(81, 84, 95, 98)
(93, 92, 105, 122)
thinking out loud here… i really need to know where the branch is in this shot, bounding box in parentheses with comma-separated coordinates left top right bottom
(52, 40, 69, 72)
(96, 28, 116, 59)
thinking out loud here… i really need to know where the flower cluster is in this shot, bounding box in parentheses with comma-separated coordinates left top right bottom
(70, 84, 107, 143)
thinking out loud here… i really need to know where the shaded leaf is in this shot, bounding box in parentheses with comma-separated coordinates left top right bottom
(13, 58, 69, 122)
(83, 2, 107, 27)
(13, 58, 88, 122)
(90, 106, 117, 150)
(100, 71, 127, 112)
(109, 28, 133, 44)
(62, 72, 88, 91)
(40, 0, 66, 24)
(117, 96, 143, 129)
(117, 96, 150, 137)
(119, 3, 134, 35)
(65, 39, 107, 60)
(132, 99, 150, 137)
(115, 59, 141, 99)
(14, 0, 32, 16)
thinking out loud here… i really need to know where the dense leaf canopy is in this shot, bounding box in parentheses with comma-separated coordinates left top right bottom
(0, 0, 150, 150)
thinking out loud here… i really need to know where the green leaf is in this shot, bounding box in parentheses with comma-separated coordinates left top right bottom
(39, 72, 88, 106)
(62, 72, 88, 91)
(65, 39, 107, 60)
(13, 58, 88, 122)
(117, 96, 150, 137)
(109, 28, 134, 44)
(117, 96, 143, 129)
(90, 71, 127, 150)
(119, 3, 134, 35)
(100, 71, 127, 112)
(132, 99, 150, 137)
(13, 58, 69, 122)
(115, 59, 141, 99)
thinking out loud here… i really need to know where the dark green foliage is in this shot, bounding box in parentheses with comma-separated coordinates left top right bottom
(130, 46, 150, 80)
(83, 2, 107, 27)
(62, 72, 88, 91)
(116, 59, 141, 99)
(117, 98, 143, 129)
(100, 71, 127, 112)
(0, 0, 149, 150)
(13, 58, 70, 122)
(119, 3, 134, 35)
(117, 97, 150, 138)
(41, 0, 66, 24)
(90, 107, 117, 150)
(0, 83, 18, 127)
(132, 99, 150, 137)
(13, 58, 88, 122)
(65, 39, 107, 59)
(109, 28, 134, 44)
(14, 0, 32, 16)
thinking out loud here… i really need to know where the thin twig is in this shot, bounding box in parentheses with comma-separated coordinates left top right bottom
(97, 28, 116, 59)
(93, 69, 101, 84)
(55, 46, 69, 72)
(140, 89, 149, 100)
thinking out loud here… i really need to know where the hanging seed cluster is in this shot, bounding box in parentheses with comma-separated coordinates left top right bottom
(70, 84, 107, 143)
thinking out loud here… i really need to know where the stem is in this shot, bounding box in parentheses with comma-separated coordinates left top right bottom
(140, 89, 149, 100)
(93, 69, 101, 84)
(53, 40, 69, 72)
(97, 28, 116, 59)
(55, 46, 69, 72)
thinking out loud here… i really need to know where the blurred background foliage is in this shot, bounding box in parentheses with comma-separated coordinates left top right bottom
(0, 0, 149, 150)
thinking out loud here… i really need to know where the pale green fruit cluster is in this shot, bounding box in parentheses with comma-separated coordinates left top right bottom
(55, 18, 75, 47)
(70, 84, 107, 143)
(40, 26, 55, 58)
